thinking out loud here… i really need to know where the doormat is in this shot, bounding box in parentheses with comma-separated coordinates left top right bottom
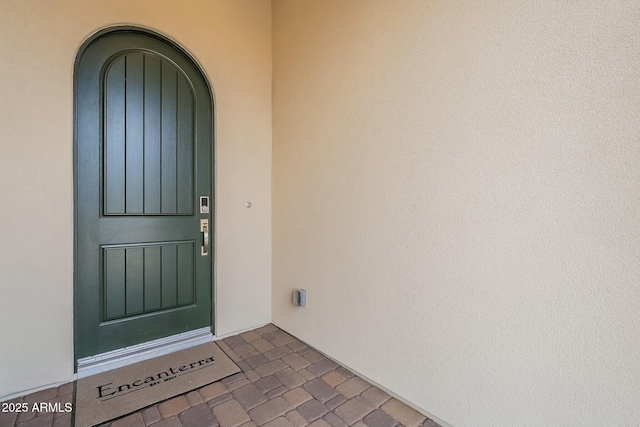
(75, 341, 239, 427)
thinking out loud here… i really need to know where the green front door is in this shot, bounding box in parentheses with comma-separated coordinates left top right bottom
(75, 29, 213, 360)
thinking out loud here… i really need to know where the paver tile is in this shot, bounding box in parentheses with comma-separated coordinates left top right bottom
(336, 378, 370, 399)
(298, 370, 316, 381)
(287, 341, 308, 352)
(379, 400, 425, 427)
(265, 386, 289, 399)
(208, 393, 234, 408)
(263, 416, 294, 427)
(240, 422, 257, 427)
(325, 396, 347, 412)
(251, 340, 276, 354)
(231, 384, 267, 411)
(0, 409, 18, 427)
(200, 383, 229, 402)
(224, 336, 246, 349)
(296, 346, 312, 356)
(227, 351, 243, 363)
(264, 347, 293, 361)
(360, 388, 390, 408)
(149, 416, 181, 427)
(303, 379, 339, 404)
(228, 379, 252, 392)
(111, 412, 145, 427)
(222, 374, 248, 387)
(422, 420, 441, 427)
(43, 393, 73, 411)
(307, 419, 331, 427)
(178, 404, 217, 427)
(262, 331, 286, 341)
(52, 413, 71, 427)
(282, 387, 313, 408)
(334, 397, 375, 425)
(247, 397, 292, 425)
(281, 354, 311, 371)
(274, 368, 307, 390)
(362, 410, 396, 427)
(143, 407, 162, 425)
(186, 391, 204, 407)
(234, 344, 257, 357)
(246, 370, 261, 382)
(285, 411, 308, 427)
(217, 341, 233, 352)
(15, 413, 54, 427)
(253, 324, 279, 336)
(15, 408, 35, 422)
(56, 383, 73, 397)
(158, 396, 190, 418)
(240, 332, 262, 343)
(24, 388, 57, 405)
(241, 352, 261, 362)
(254, 360, 288, 377)
(335, 368, 354, 380)
(323, 412, 348, 427)
(237, 360, 251, 372)
(245, 355, 269, 369)
(254, 376, 283, 393)
(307, 359, 339, 378)
(302, 351, 325, 364)
(321, 371, 347, 388)
(212, 400, 251, 427)
(296, 399, 328, 423)
(271, 335, 298, 348)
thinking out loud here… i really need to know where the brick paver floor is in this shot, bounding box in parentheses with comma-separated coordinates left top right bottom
(0, 325, 441, 427)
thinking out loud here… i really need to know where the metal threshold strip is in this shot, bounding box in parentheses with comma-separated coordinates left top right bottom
(76, 327, 213, 378)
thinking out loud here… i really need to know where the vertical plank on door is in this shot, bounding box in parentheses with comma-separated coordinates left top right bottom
(144, 55, 162, 214)
(161, 245, 177, 308)
(177, 243, 194, 305)
(104, 57, 126, 214)
(125, 53, 144, 214)
(161, 62, 177, 214)
(104, 248, 125, 320)
(143, 246, 161, 311)
(125, 247, 144, 315)
(177, 74, 194, 214)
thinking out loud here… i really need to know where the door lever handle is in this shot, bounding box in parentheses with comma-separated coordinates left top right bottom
(201, 219, 209, 256)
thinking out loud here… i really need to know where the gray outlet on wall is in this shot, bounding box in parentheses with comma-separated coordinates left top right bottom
(293, 289, 306, 306)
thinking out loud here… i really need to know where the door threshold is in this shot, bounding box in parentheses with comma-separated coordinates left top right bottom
(77, 327, 213, 379)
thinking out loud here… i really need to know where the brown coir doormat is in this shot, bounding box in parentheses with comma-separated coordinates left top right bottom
(75, 341, 240, 427)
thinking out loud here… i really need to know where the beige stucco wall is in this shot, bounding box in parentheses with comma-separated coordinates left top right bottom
(272, 1, 640, 426)
(0, 0, 272, 398)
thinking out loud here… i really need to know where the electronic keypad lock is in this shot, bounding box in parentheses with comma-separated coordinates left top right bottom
(200, 196, 210, 214)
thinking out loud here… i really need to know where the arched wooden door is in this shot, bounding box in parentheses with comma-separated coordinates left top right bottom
(74, 29, 213, 361)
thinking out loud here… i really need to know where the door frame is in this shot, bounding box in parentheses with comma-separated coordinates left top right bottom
(73, 25, 216, 371)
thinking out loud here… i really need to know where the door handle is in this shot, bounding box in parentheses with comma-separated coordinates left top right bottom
(201, 219, 209, 256)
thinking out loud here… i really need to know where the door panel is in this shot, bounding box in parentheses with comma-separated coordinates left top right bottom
(75, 30, 213, 360)
(103, 52, 195, 216)
(102, 242, 195, 322)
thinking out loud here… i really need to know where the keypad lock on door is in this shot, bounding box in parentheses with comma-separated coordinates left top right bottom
(200, 196, 209, 213)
